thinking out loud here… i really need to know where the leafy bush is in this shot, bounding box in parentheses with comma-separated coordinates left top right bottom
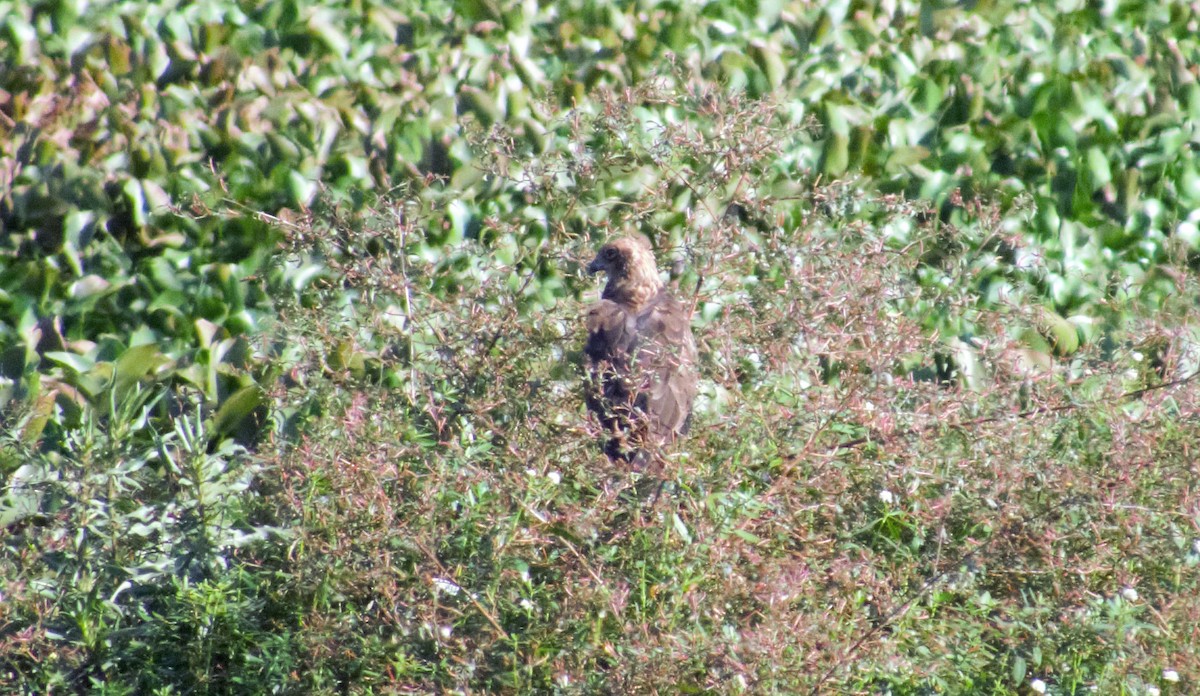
(239, 92, 1200, 691)
(3, 0, 1200, 692)
(0, 377, 284, 692)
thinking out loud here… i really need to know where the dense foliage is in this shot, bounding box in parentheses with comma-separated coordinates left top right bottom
(3, 0, 1199, 692)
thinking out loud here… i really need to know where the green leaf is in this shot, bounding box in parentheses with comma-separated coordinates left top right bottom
(288, 170, 318, 207)
(823, 102, 850, 137)
(0, 464, 47, 527)
(123, 178, 148, 228)
(1037, 307, 1080, 356)
(748, 39, 785, 89)
(44, 351, 95, 374)
(307, 7, 350, 55)
(446, 200, 472, 244)
(885, 145, 930, 173)
(19, 391, 57, 446)
(820, 133, 849, 176)
(731, 528, 763, 544)
(1085, 147, 1111, 191)
(63, 210, 96, 248)
(671, 512, 692, 544)
(114, 343, 169, 393)
(195, 318, 220, 349)
(209, 384, 265, 440)
(69, 275, 111, 300)
(1011, 655, 1026, 684)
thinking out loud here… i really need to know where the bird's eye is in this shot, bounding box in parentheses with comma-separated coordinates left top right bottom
(603, 247, 619, 260)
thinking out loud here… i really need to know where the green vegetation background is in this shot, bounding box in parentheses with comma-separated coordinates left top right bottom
(2, 0, 1199, 692)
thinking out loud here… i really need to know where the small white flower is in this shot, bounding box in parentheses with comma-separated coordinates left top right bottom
(1030, 678, 1047, 694)
(879, 489, 895, 504)
(547, 470, 561, 485)
(439, 625, 453, 639)
(432, 576, 462, 596)
(1147, 686, 1160, 696)
(1163, 669, 1180, 682)
(1121, 587, 1139, 601)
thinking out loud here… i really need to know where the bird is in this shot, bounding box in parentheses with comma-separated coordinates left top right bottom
(582, 235, 698, 468)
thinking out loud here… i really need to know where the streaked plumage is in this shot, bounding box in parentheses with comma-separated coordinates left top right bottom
(583, 235, 697, 465)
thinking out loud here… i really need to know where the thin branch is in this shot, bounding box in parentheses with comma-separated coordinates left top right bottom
(826, 368, 1200, 453)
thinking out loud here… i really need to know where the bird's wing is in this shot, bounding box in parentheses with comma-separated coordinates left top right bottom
(584, 299, 639, 423)
(633, 293, 698, 438)
(585, 299, 637, 366)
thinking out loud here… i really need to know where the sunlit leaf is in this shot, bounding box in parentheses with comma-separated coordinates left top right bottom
(209, 383, 265, 439)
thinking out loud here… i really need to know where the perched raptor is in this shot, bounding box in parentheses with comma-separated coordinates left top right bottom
(583, 235, 698, 466)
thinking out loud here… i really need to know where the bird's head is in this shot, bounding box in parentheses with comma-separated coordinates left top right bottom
(588, 235, 663, 309)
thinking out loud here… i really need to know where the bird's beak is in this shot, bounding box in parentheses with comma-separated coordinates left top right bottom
(587, 257, 604, 275)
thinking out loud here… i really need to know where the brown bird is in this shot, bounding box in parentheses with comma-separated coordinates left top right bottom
(583, 235, 698, 467)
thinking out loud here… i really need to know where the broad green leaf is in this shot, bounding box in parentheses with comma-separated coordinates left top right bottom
(209, 384, 265, 439)
(44, 351, 95, 374)
(1038, 307, 1080, 356)
(123, 178, 148, 227)
(748, 39, 785, 89)
(114, 343, 169, 393)
(69, 275, 111, 299)
(820, 134, 849, 176)
(19, 391, 57, 446)
(1085, 148, 1111, 191)
(1011, 655, 1026, 684)
(195, 318, 220, 349)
